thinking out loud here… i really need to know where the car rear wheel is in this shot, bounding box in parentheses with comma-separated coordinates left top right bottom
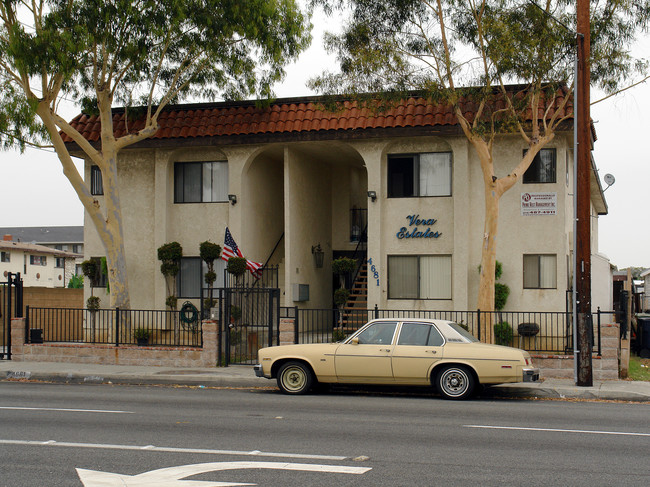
(436, 365, 475, 400)
(277, 361, 314, 395)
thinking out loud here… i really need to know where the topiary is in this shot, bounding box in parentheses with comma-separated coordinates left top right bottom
(227, 257, 248, 277)
(494, 321, 513, 346)
(334, 288, 350, 308)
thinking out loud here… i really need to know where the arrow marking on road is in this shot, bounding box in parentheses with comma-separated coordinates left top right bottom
(76, 461, 372, 486)
(0, 439, 349, 460)
(465, 425, 650, 437)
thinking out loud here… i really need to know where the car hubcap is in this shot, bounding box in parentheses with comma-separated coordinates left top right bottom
(283, 367, 305, 391)
(441, 369, 468, 396)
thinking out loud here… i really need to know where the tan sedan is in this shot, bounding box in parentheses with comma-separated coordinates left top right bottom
(255, 318, 540, 399)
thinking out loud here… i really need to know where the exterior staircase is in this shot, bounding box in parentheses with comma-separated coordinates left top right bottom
(340, 263, 370, 330)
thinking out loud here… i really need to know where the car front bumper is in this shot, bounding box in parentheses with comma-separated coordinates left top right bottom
(522, 367, 540, 382)
(254, 364, 265, 378)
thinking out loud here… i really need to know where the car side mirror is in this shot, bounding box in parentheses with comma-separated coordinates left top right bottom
(350, 337, 359, 345)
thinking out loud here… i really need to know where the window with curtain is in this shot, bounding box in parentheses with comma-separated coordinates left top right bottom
(177, 257, 226, 298)
(388, 255, 452, 299)
(388, 152, 452, 197)
(523, 148, 556, 183)
(174, 161, 228, 203)
(523, 254, 557, 289)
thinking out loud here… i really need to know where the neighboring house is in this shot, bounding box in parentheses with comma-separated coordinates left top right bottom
(0, 226, 84, 277)
(0, 235, 82, 287)
(640, 268, 650, 312)
(64, 91, 610, 314)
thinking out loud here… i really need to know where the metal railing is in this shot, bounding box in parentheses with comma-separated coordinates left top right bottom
(283, 306, 608, 354)
(25, 306, 202, 347)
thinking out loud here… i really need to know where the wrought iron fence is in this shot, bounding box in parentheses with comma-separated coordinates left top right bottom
(285, 306, 607, 355)
(25, 306, 202, 347)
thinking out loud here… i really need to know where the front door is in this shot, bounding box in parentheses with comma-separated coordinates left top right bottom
(334, 321, 397, 383)
(391, 322, 444, 384)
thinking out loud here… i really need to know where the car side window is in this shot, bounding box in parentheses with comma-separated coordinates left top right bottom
(397, 323, 431, 346)
(357, 322, 397, 345)
(427, 326, 444, 346)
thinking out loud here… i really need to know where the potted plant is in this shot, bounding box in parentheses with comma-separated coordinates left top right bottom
(200, 240, 222, 317)
(134, 327, 151, 346)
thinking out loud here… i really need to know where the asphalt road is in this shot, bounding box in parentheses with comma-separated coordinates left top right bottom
(1, 382, 649, 486)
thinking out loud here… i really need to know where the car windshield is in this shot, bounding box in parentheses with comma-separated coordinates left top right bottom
(442, 322, 479, 343)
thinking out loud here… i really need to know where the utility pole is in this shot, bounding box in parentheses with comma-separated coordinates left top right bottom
(575, 0, 593, 386)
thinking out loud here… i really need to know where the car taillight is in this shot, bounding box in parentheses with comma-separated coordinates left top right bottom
(525, 357, 533, 366)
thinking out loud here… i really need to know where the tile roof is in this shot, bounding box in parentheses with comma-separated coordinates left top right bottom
(63, 88, 574, 145)
(0, 226, 83, 244)
(0, 240, 82, 258)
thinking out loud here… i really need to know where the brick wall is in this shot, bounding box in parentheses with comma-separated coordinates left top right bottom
(533, 323, 622, 380)
(11, 317, 218, 367)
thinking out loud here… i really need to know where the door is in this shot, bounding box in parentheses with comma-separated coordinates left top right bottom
(334, 321, 397, 383)
(391, 322, 444, 384)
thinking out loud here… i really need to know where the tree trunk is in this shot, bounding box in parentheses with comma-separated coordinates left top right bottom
(477, 183, 500, 344)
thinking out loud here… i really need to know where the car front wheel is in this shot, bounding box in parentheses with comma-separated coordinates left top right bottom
(277, 361, 314, 395)
(436, 365, 475, 400)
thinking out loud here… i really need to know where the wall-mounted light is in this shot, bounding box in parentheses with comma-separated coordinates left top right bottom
(367, 190, 377, 202)
(228, 194, 237, 205)
(311, 243, 324, 268)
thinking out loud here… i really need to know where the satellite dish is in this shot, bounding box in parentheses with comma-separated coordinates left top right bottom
(603, 173, 615, 192)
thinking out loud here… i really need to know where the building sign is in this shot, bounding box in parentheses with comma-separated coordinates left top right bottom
(521, 192, 557, 216)
(397, 214, 442, 239)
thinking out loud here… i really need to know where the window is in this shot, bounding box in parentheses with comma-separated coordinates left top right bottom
(356, 322, 397, 345)
(30, 255, 47, 266)
(91, 165, 104, 195)
(397, 322, 444, 346)
(388, 255, 452, 299)
(55, 257, 65, 268)
(1, 251, 9, 263)
(388, 152, 452, 197)
(174, 161, 228, 203)
(90, 257, 108, 288)
(523, 254, 557, 289)
(72, 244, 80, 254)
(177, 257, 226, 298)
(523, 148, 556, 183)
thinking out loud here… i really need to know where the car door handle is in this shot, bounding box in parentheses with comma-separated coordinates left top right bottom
(425, 350, 437, 354)
(380, 348, 391, 352)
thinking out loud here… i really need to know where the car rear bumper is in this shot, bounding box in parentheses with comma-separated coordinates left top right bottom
(522, 367, 540, 382)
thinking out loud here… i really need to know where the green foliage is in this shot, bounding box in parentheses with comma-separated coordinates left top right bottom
(227, 257, 248, 277)
(100, 257, 110, 293)
(86, 296, 100, 310)
(332, 328, 347, 342)
(67, 274, 84, 289)
(230, 305, 242, 323)
(134, 327, 151, 340)
(157, 242, 183, 277)
(494, 283, 510, 311)
(493, 321, 512, 346)
(332, 257, 357, 276)
(165, 295, 178, 310)
(334, 287, 350, 308)
(200, 241, 222, 265)
(81, 260, 98, 281)
(203, 298, 217, 309)
(204, 270, 217, 286)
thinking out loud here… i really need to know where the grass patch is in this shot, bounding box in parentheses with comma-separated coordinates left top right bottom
(628, 354, 650, 381)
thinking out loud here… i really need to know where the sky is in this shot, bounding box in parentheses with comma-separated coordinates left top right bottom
(0, 9, 649, 270)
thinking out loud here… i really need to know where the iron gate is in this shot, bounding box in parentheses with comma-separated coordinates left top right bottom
(1, 272, 23, 360)
(203, 287, 280, 366)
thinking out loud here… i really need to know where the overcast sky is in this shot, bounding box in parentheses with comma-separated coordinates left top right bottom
(1, 12, 648, 270)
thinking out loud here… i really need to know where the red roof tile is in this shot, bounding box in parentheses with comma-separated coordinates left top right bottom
(62, 88, 574, 145)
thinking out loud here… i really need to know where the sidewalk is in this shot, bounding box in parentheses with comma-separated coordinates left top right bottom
(2, 360, 650, 402)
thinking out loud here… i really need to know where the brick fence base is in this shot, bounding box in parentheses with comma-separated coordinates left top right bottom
(10, 317, 219, 368)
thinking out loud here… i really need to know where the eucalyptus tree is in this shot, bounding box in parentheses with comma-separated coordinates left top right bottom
(311, 0, 649, 341)
(0, 0, 311, 308)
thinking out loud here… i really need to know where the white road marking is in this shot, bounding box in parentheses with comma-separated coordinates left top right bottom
(465, 424, 650, 437)
(0, 439, 348, 460)
(76, 461, 372, 487)
(0, 406, 133, 414)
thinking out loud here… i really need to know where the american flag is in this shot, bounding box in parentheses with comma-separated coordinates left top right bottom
(222, 227, 263, 279)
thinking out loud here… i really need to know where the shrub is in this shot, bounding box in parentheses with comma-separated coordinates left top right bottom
(494, 321, 512, 346)
(334, 288, 350, 308)
(67, 274, 83, 289)
(86, 296, 100, 310)
(134, 327, 151, 340)
(227, 257, 248, 277)
(495, 283, 510, 311)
